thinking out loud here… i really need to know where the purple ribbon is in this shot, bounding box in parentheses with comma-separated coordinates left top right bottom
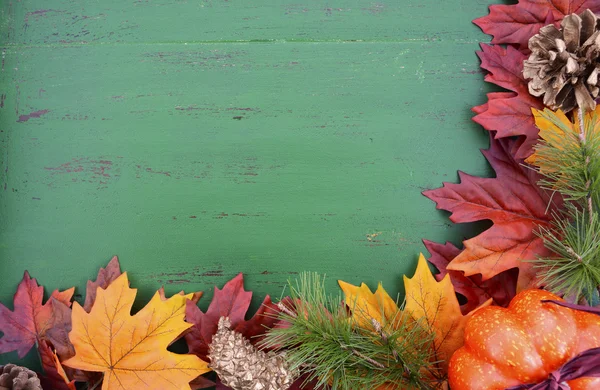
(505, 300, 600, 390)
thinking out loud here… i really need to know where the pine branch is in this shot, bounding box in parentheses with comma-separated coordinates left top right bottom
(529, 107, 600, 303)
(262, 273, 436, 390)
(531, 205, 600, 302)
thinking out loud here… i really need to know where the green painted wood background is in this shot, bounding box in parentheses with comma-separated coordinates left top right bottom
(1, 0, 496, 368)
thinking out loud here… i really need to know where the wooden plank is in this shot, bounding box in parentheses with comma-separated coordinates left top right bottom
(0, 0, 494, 368)
(3, 0, 492, 44)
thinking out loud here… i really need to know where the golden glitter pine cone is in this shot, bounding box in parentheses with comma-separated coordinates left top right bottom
(208, 317, 298, 390)
(0, 365, 42, 390)
(524, 9, 600, 113)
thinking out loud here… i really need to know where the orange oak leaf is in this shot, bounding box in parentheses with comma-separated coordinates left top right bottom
(0, 271, 74, 358)
(474, 0, 600, 53)
(424, 240, 517, 314)
(38, 340, 76, 390)
(403, 254, 490, 372)
(473, 44, 544, 159)
(62, 273, 210, 390)
(423, 134, 558, 290)
(185, 273, 280, 361)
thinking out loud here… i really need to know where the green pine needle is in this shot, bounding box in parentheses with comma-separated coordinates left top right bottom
(531, 206, 600, 302)
(530, 108, 600, 303)
(261, 272, 436, 390)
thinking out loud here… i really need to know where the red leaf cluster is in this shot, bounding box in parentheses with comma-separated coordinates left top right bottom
(424, 240, 517, 314)
(423, 1, 586, 301)
(471, 0, 600, 159)
(474, 0, 600, 53)
(424, 135, 559, 292)
(473, 44, 544, 159)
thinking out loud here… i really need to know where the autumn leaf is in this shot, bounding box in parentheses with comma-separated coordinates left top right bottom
(185, 273, 280, 361)
(46, 257, 125, 387)
(526, 106, 600, 172)
(62, 273, 210, 390)
(38, 340, 76, 390)
(403, 254, 489, 372)
(424, 240, 517, 314)
(338, 280, 399, 328)
(216, 375, 317, 390)
(0, 271, 74, 358)
(473, 44, 544, 159)
(474, 0, 600, 53)
(83, 255, 122, 312)
(423, 134, 558, 290)
(42, 297, 76, 360)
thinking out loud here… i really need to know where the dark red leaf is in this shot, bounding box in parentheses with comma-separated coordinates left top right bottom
(189, 374, 216, 389)
(473, 44, 544, 159)
(43, 298, 74, 359)
(37, 340, 76, 390)
(0, 272, 74, 358)
(83, 255, 122, 312)
(423, 134, 558, 290)
(215, 374, 317, 390)
(185, 273, 280, 361)
(474, 0, 600, 53)
(424, 240, 517, 314)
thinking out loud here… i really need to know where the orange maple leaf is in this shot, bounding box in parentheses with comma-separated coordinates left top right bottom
(403, 254, 491, 373)
(62, 273, 210, 390)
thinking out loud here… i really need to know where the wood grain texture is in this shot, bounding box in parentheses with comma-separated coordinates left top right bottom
(1, 0, 494, 366)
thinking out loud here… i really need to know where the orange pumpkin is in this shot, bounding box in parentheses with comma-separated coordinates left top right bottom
(448, 289, 600, 390)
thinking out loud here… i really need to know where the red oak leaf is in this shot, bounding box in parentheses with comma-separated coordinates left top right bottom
(83, 255, 122, 312)
(216, 373, 317, 390)
(38, 340, 76, 390)
(473, 44, 544, 159)
(43, 298, 73, 359)
(474, 0, 600, 53)
(189, 375, 217, 389)
(185, 273, 280, 361)
(424, 240, 517, 314)
(423, 134, 558, 290)
(216, 376, 317, 390)
(0, 272, 74, 358)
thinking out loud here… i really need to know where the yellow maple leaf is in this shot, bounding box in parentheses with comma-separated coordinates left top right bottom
(526, 106, 600, 171)
(403, 254, 490, 372)
(338, 280, 399, 329)
(62, 273, 210, 390)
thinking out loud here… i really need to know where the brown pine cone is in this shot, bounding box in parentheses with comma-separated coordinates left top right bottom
(523, 9, 600, 113)
(0, 365, 42, 390)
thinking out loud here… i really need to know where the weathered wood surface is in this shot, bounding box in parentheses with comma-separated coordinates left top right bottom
(0, 0, 494, 366)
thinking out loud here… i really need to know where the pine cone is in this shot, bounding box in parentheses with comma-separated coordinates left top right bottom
(523, 9, 600, 113)
(208, 317, 297, 390)
(0, 365, 42, 390)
